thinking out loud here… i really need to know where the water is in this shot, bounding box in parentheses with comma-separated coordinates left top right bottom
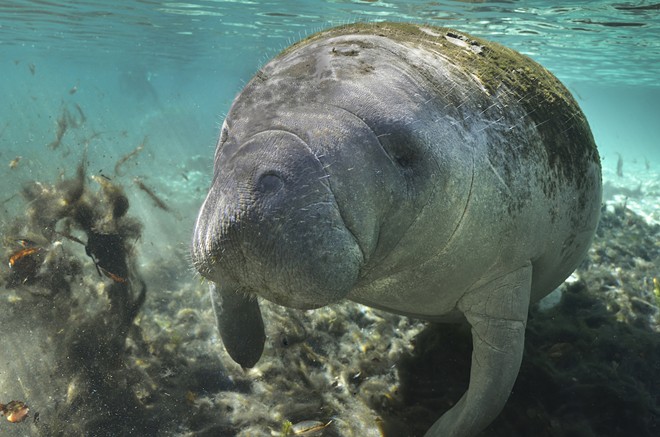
(1, 1, 659, 436)
(2, 0, 659, 164)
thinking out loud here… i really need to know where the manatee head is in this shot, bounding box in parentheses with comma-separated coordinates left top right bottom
(191, 110, 385, 310)
(191, 28, 441, 311)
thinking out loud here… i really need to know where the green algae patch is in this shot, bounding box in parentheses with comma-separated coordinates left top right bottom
(275, 21, 599, 190)
(281, 22, 574, 112)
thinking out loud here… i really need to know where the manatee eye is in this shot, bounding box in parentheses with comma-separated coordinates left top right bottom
(378, 131, 418, 170)
(385, 140, 417, 169)
(256, 171, 284, 194)
(393, 150, 415, 168)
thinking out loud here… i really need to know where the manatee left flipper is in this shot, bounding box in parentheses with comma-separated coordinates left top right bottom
(210, 281, 265, 368)
(424, 262, 533, 437)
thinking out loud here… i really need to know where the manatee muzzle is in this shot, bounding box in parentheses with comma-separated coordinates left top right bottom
(192, 130, 363, 309)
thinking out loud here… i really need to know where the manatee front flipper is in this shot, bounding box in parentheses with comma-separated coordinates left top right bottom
(210, 281, 265, 368)
(425, 263, 533, 437)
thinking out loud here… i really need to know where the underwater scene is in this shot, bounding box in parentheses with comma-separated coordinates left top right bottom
(1, 1, 659, 436)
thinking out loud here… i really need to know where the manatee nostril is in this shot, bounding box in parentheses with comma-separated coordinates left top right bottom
(256, 172, 284, 194)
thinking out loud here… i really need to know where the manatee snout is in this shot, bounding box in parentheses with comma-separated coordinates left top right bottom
(192, 129, 363, 309)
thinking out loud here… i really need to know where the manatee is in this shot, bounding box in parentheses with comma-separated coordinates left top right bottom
(191, 22, 602, 437)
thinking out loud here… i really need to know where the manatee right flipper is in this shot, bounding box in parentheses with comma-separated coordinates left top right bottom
(424, 263, 532, 437)
(210, 281, 265, 368)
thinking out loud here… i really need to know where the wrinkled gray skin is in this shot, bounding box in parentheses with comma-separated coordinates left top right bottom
(192, 23, 602, 437)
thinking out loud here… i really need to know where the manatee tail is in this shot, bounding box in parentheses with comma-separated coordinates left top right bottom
(210, 281, 265, 368)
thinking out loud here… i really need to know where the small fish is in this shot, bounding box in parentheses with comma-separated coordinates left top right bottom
(1, 400, 30, 423)
(28, 63, 36, 75)
(616, 153, 623, 177)
(69, 84, 78, 94)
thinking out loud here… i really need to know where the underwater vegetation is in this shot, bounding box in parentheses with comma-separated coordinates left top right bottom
(1, 150, 150, 435)
(0, 92, 233, 436)
(0, 76, 237, 436)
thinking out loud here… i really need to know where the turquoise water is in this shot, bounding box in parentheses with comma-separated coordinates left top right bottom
(2, 0, 659, 171)
(1, 1, 659, 436)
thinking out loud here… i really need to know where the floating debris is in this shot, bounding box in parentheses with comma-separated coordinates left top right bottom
(73, 103, 86, 125)
(2, 147, 149, 434)
(56, 230, 129, 285)
(6, 239, 44, 287)
(96, 264, 129, 284)
(53, 173, 132, 286)
(1, 193, 18, 205)
(48, 108, 69, 150)
(85, 231, 130, 284)
(616, 152, 624, 177)
(91, 174, 130, 220)
(82, 130, 103, 147)
(8, 156, 21, 169)
(47, 104, 86, 150)
(0, 400, 30, 423)
(134, 177, 171, 212)
(114, 137, 146, 176)
(282, 419, 333, 436)
(8, 245, 42, 268)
